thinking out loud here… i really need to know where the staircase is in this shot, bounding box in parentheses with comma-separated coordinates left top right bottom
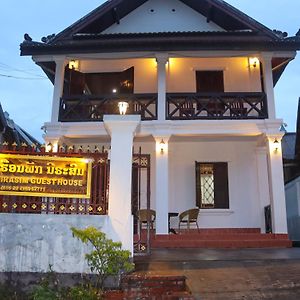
(150, 229, 292, 249)
(104, 275, 194, 299)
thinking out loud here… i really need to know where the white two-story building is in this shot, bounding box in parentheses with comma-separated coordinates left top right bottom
(17, 0, 300, 261)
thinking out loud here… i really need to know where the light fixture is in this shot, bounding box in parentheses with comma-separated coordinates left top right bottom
(159, 139, 166, 154)
(249, 57, 259, 68)
(118, 101, 129, 115)
(68, 60, 79, 71)
(112, 88, 117, 93)
(46, 143, 53, 152)
(273, 139, 279, 153)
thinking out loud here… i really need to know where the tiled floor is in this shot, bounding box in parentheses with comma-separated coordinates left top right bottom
(134, 248, 300, 299)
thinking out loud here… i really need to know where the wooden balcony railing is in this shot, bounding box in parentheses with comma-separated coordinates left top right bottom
(166, 92, 268, 120)
(59, 94, 157, 122)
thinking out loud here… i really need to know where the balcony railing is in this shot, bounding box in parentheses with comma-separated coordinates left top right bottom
(59, 94, 158, 122)
(166, 92, 268, 120)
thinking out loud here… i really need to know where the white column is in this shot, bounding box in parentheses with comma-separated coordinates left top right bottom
(104, 115, 140, 254)
(51, 57, 66, 122)
(261, 53, 276, 119)
(266, 134, 288, 233)
(255, 147, 271, 233)
(156, 54, 168, 121)
(154, 135, 170, 234)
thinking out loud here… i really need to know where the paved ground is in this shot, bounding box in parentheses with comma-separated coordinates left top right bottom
(134, 248, 300, 299)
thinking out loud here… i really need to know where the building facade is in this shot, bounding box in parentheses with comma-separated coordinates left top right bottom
(5, 0, 299, 271)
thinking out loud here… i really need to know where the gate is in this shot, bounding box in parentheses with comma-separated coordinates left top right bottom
(132, 149, 151, 255)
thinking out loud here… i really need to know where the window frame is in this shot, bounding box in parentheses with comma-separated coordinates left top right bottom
(195, 70, 225, 93)
(195, 161, 229, 209)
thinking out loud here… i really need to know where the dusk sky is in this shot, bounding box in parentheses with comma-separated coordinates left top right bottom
(1, 0, 300, 141)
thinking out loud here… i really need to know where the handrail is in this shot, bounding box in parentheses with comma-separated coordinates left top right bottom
(59, 93, 158, 122)
(166, 92, 268, 120)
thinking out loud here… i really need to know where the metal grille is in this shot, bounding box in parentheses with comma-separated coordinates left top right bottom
(200, 164, 215, 208)
(132, 151, 151, 256)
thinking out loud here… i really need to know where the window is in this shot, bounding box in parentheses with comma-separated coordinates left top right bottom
(195, 162, 229, 209)
(196, 70, 224, 93)
(63, 67, 134, 96)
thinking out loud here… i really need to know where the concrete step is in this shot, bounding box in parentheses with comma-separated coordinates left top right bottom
(153, 233, 288, 241)
(151, 239, 292, 249)
(121, 274, 194, 299)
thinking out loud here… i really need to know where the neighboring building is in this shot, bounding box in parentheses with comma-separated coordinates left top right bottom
(285, 98, 300, 241)
(0, 103, 40, 147)
(2, 0, 300, 274)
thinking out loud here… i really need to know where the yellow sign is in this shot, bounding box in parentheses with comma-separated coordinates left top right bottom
(0, 154, 92, 198)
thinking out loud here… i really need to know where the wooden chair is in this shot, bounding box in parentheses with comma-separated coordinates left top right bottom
(178, 208, 200, 232)
(231, 100, 247, 117)
(137, 209, 156, 229)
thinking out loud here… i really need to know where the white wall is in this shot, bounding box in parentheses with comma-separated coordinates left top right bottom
(134, 138, 262, 229)
(0, 214, 112, 273)
(80, 57, 262, 95)
(103, 0, 224, 34)
(167, 57, 262, 93)
(285, 176, 300, 240)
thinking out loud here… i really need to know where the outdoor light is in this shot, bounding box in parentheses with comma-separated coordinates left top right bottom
(46, 143, 53, 152)
(112, 88, 117, 93)
(68, 60, 79, 70)
(118, 101, 129, 115)
(159, 139, 166, 154)
(273, 139, 279, 153)
(249, 57, 259, 68)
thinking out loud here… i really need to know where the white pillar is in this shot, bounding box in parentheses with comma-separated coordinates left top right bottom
(266, 134, 288, 233)
(156, 54, 168, 121)
(261, 53, 276, 119)
(104, 115, 140, 254)
(255, 147, 271, 233)
(154, 135, 170, 234)
(51, 57, 66, 122)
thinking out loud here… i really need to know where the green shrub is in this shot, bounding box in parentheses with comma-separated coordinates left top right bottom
(68, 284, 101, 300)
(71, 226, 134, 289)
(30, 265, 61, 300)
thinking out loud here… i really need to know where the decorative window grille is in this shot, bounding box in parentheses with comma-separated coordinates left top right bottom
(200, 164, 215, 208)
(195, 162, 229, 209)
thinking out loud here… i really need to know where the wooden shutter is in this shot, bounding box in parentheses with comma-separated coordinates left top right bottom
(69, 70, 85, 95)
(195, 161, 201, 208)
(196, 71, 224, 93)
(213, 162, 229, 208)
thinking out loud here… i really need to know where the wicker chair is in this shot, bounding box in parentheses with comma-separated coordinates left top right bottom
(178, 208, 200, 232)
(137, 209, 156, 229)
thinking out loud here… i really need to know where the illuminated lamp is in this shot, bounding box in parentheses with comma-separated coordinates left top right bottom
(118, 102, 129, 115)
(249, 57, 259, 68)
(273, 139, 279, 153)
(68, 60, 79, 71)
(159, 139, 166, 154)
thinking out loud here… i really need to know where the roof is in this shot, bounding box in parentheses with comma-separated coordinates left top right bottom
(0, 103, 41, 148)
(20, 0, 300, 56)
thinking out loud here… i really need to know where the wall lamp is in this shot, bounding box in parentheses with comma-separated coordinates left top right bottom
(159, 139, 166, 154)
(249, 57, 259, 68)
(273, 139, 279, 153)
(68, 60, 79, 71)
(118, 101, 129, 115)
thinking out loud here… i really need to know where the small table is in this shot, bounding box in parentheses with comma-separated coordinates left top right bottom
(168, 212, 179, 234)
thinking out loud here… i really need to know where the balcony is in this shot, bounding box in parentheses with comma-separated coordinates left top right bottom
(59, 94, 158, 122)
(58, 92, 268, 122)
(166, 92, 268, 120)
